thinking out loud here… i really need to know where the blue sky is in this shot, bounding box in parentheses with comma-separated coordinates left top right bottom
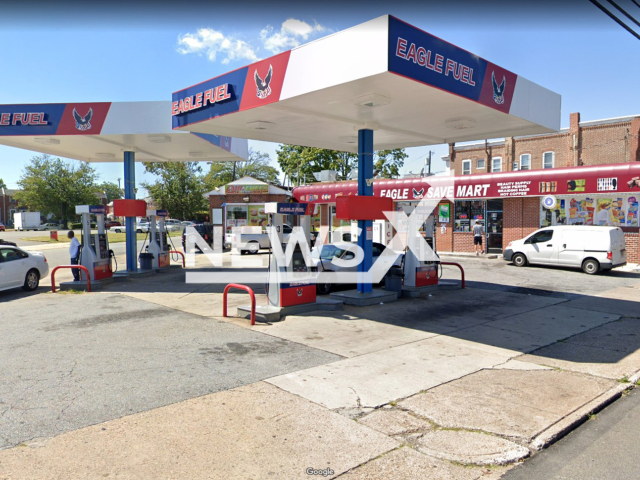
(0, 0, 638, 194)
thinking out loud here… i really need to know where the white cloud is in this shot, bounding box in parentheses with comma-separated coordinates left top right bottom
(261, 18, 325, 54)
(176, 18, 326, 64)
(176, 28, 259, 64)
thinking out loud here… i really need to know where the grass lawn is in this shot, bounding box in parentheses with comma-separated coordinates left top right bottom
(21, 231, 182, 244)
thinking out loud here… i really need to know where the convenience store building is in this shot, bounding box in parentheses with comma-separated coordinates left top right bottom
(293, 162, 640, 263)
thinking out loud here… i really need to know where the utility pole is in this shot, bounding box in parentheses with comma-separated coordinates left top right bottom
(426, 151, 433, 176)
(232, 162, 236, 181)
(117, 178, 121, 189)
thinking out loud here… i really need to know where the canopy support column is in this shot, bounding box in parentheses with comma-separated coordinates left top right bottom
(124, 151, 137, 273)
(357, 129, 373, 294)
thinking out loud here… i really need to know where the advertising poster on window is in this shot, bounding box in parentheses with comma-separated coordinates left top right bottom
(544, 194, 638, 227)
(438, 204, 450, 223)
(247, 204, 268, 228)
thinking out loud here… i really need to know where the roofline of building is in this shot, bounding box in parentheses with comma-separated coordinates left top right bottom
(452, 113, 640, 151)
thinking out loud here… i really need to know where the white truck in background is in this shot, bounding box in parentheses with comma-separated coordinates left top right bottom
(14, 212, 41, 231)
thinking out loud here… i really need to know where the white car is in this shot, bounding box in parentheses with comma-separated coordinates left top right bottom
(110, 225, 126, 233)
(0, 246, 49, 292)
(38, 223, 60, 231)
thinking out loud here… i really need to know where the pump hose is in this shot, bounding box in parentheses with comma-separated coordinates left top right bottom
(109, 249, 118, 273)
(139, 230, 149, 257)
(166, 224, 179, 261)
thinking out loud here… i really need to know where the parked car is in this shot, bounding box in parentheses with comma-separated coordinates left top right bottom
(105, 220, 121, 228)
(164, 220, 183, 232)
(504, 226, 627, 275)
(0, 246, 48, 292)
(0, 239, 17, 246)
(312, 242, 404, 294)
(0, 222, 5, 232)
(38, 223, 59, 231)
(182, 224, 214, 252)
(229, 224, 293, 254)
(136, 221, 150, 233)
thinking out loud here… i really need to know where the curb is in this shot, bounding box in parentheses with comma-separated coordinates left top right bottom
(531, 371, 640, 451)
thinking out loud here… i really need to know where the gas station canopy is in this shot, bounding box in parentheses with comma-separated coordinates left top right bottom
(173, 15, 561, 152)
(0, 101, 248, 163)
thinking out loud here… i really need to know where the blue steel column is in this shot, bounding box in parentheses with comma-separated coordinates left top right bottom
(357, 129, 373, 294)
(124, 152, 137, 272)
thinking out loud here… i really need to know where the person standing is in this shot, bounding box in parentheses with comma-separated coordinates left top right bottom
(473, 220, 485, 255)
(68, 231, 82, 281)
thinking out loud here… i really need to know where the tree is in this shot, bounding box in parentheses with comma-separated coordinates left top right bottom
(0, 178, 6, 189)
(276, 145, 408, 185)
(141, 162, 208, 220)
(203, 149, 279, 189)
(15, 154, 101, 224)
(98, 181, 124, 202)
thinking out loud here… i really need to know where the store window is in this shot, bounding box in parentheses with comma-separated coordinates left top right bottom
(462, 160, 471, 175)
(543, 194, 639, 228)
(543, 151, 555, 169)
(454, 200, 485, 232)
(520, 154, 531, 170)
(225, 205, 248, 233)
(476, 159, 485, 169)
(491, 157, 502, 172)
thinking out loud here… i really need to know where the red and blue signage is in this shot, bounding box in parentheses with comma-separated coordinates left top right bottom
(0, 103, 111, 136)
(275, 203, 312, 215)
(172, 51, 290, 129)
(387, 16, 516, 114)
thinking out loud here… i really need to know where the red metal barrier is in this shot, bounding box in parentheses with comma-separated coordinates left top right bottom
(440, 262, 465, 289)
(170, 250, 185, 267)
(223, 283, 256, 326)
(51, 265, 91, 293)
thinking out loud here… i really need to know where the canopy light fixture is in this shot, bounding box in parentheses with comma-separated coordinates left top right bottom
(34, 137, 60, 145)
(353, 93, 390, 108)
(246, 121, 275, 130)
(188, 151, 205, 157)
(445, 118, 476, 130)
(339, 136, 358, 144)
(147, 134, 171, 143)
(95, 153, 115, 159)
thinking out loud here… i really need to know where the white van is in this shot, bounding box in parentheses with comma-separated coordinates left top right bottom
(504, 226, 626, 274)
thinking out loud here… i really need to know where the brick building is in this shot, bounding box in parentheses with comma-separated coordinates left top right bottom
(206, 177, 290, 233)
(292, 112, 640, 265)
(0, 188, 22, 227)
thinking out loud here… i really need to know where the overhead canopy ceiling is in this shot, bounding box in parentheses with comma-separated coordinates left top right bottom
(0, 101, 248, 163)
(173, 15, 561, 152)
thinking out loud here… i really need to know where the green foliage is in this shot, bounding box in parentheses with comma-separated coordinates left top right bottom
(276, 145, 408, 185)
(0, 178, 6, 189)
(203, 149, 279, 189)
(98, 181, 124, 202)
(141, 162, 208, 220)
(15, 154, 101, 224)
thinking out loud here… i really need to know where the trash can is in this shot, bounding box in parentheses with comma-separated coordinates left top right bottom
(139, 252, 154, 270)
(384, 265, 404, 294)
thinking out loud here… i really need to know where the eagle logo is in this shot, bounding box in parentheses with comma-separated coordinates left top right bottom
(492, 72, 506, 105)
(413, 188, 425, 199)
(73, 108, 93, 131)
(296, 288, 304, 297)
(254, 65, 273, 99)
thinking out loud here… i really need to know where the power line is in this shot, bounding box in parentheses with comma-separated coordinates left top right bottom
(589, 0, 640, 41)
(631, 0, 640, 10)
(606, 0, 640, 28)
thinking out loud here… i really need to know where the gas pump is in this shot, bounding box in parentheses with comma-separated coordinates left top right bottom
(402, 205, 439, 287)
(146, 209, 170, 269)
(75, 205, 113, 282)
(265, 202, 316, 308)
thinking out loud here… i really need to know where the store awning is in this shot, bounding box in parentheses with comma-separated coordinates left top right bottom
(0, 101, 248, 163)
(293, 163, 640, 203)
(172, 15, 561, 152)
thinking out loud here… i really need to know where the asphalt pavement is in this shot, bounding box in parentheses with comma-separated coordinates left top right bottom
(501, 389, 640, 480)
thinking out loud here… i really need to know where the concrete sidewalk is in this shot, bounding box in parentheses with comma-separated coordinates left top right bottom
(0, 269, 639, 479)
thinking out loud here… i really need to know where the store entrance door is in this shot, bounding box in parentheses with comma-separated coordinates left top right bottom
(486, 200, 504, 254)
